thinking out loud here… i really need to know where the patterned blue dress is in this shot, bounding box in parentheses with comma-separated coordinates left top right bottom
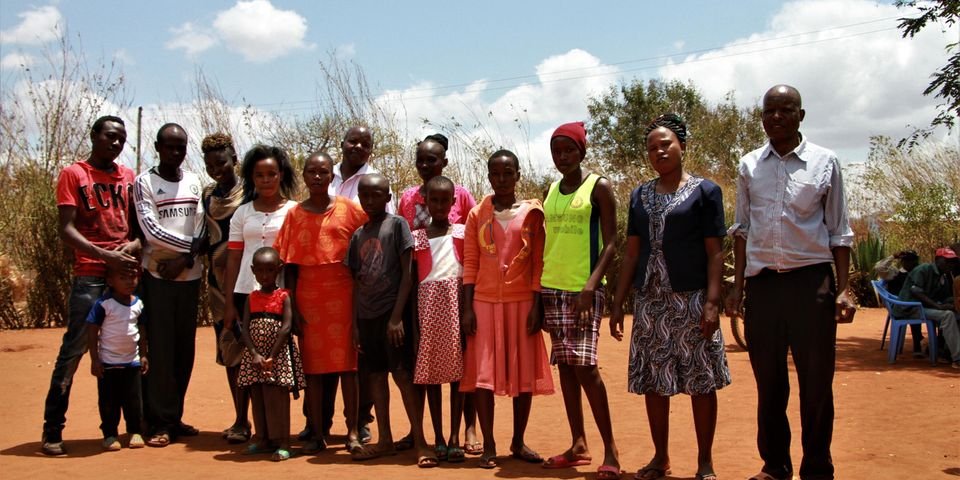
(627, 177, 731, 396)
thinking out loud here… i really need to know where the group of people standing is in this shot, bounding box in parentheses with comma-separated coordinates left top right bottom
(41, 84, 854, 480)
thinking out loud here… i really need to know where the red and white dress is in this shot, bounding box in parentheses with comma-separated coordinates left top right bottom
(412, 224, 465, 385)
(237, 288, 305, 390)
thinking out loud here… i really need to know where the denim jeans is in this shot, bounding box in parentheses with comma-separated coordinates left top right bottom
(42, 276, 106, 442)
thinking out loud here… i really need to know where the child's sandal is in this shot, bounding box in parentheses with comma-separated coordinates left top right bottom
(271, 448, 291, 462)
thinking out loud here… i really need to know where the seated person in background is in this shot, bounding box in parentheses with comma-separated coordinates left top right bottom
(951, 243, 960, 313)
(895, 247, 960, 368)
(876, 250, 922, 356)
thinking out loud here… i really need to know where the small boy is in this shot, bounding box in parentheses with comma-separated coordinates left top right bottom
(346, 173, 426, 461)
(86, 267, 148, 451)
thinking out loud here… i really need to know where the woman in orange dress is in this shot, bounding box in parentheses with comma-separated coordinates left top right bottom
(274, 152, 366, 454)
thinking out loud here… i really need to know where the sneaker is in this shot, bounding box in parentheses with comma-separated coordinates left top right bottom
(128, 433, 145, 449)
(41, 440, 65, 456)
(102, 436, 121, 451)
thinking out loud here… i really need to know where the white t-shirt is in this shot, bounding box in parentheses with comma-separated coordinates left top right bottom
(134, 167, 206, 281)
(227, 200, 296, 294)
(85, 295, 144, 366)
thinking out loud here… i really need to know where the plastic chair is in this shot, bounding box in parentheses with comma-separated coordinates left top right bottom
(871, 280, 938, 365)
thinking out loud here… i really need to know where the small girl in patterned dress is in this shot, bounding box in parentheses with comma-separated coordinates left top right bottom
(410, 175, 466, 467)
(238, 246, 304, 461)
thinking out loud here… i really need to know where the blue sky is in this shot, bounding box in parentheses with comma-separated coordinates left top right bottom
(0, 0, 954, 172)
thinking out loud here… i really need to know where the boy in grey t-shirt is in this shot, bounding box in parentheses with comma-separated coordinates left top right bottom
(346, 174, 427, 462)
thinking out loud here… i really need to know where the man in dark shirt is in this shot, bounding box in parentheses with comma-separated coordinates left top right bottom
(896, 247, 960, 368)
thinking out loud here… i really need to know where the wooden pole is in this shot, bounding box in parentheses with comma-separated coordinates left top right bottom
(136, 106, 143, 173)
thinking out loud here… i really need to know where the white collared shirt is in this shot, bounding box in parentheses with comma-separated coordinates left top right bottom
(733, 135, 853, 277)
(329, 162, 396, 213)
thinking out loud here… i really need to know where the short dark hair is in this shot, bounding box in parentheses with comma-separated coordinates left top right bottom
(425, 175, 455, 195)
(91, 115, 124, 134)
(304, 151, 333, 170)
(488, 149, 520, 170)
(156, 123, 185, 142)
(201, 132, 235, 155)
(422, 133, 449, 151)
(252, 246, 280, 264)
(240, 144, 298, 203)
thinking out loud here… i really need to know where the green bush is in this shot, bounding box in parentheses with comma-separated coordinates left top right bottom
(849, 234, 887, 307)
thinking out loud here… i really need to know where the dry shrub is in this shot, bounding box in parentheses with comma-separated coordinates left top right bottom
(0, 254, 27, 328)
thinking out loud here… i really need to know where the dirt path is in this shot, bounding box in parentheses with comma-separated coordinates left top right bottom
(0, 308, 957, 479)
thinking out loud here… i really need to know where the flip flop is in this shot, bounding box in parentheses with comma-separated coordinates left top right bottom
(447, 446, 466, 463)
(146, 432, 171, 448)
(695, 473, 718, 480)
(510, 448, 544, 464)
(464, 441, 483, 455)
(225, 428, 249, 444)
(418, 455, 440, 468)
(598, 465, 623, 480)
(635, 465, 671, 480)
(543, 454, 591, 469)
(271, 448, 292, 462)
(479, 455, 498, 469)
(351, 444, 397, 461)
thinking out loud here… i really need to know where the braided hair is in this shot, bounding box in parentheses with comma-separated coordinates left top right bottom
(644, 113, 688, 144)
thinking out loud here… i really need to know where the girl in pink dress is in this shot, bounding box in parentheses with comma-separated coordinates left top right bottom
(410, 175, 466, 467)
(398, 134, 480, 457)
(461, 150, 554, 469)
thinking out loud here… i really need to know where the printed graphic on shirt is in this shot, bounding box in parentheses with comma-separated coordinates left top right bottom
(77, 182, 133, 211)
(358, 237, 387, 290)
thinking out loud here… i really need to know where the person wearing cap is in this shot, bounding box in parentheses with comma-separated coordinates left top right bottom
(540, 121, 622, 478)
(894, 247, 960, 369)
(724, 85, 855, 480)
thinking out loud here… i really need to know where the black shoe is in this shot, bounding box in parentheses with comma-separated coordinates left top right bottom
(359, 424, 371, 444)
(297, 424, 314, 441)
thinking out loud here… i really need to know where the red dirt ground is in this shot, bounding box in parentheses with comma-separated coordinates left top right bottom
(0, 308, 957, 479)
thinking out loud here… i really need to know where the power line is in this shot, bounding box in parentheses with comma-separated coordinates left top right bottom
(245, 15, 903, 109)
(258, 26, 900, 115)
(137, 17, 903, 119)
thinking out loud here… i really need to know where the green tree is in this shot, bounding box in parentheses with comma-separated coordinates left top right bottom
(586, 78, 764, 207)
(897, 0, 960, 130)
(862, 135, 960, 256)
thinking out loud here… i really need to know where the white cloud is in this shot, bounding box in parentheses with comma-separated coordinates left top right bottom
(212, 0, 310, 62)
(165, 22, 218, 58)
(658, 0, 950, 157)
(0, 5, 62, 45)
(376, 49, 620, 172)
(335, 43, 356, 60)
(113, 49, 135, 66)
(1, 52, 35, 69)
